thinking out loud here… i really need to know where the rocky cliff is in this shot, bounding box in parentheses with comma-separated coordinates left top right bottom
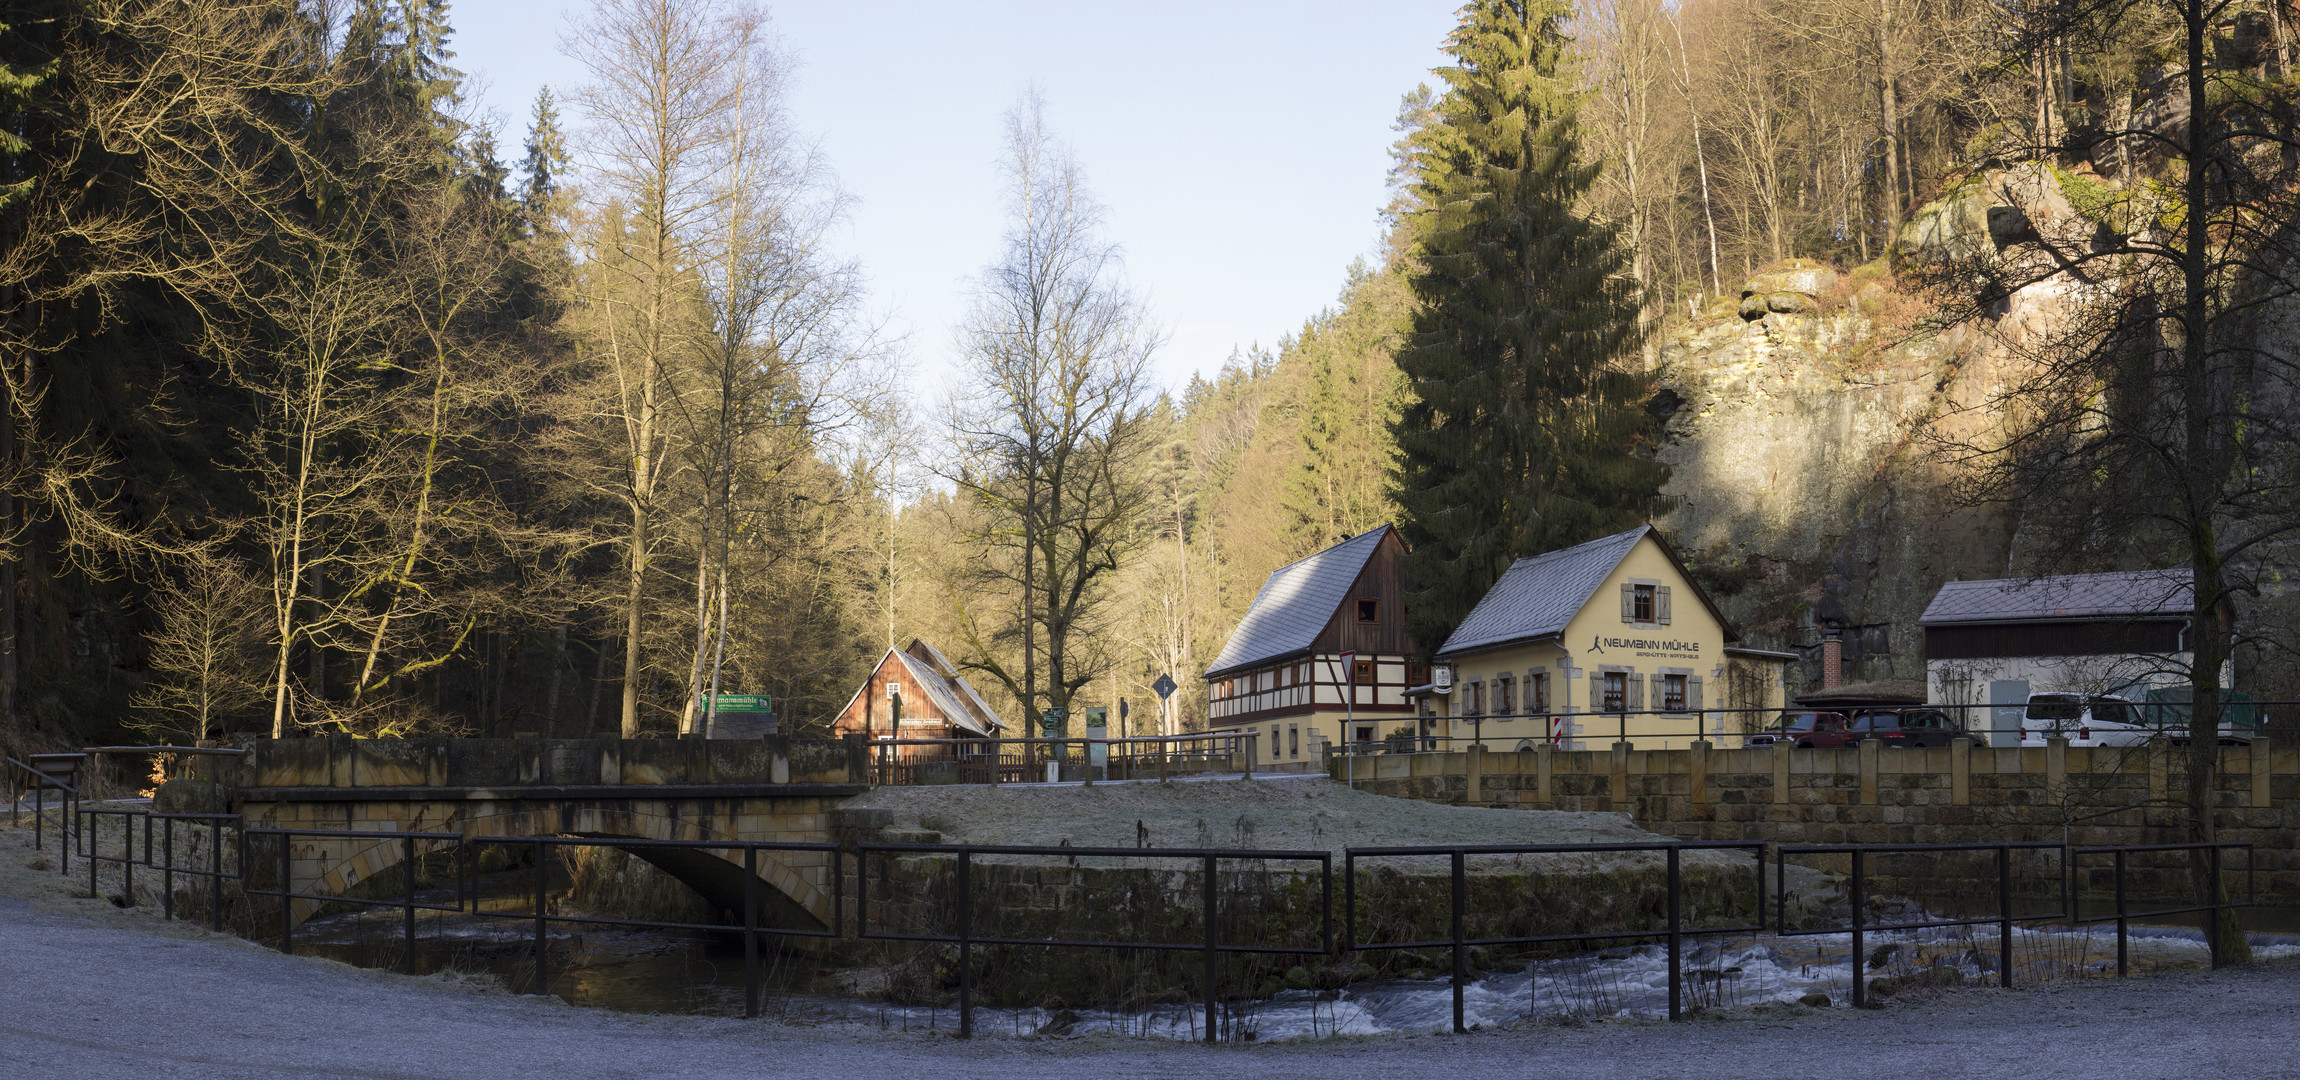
(1648, 179, 2062, 692)
(1652, 164, 2300, 702)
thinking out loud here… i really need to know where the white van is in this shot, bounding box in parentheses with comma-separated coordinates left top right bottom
(2020, 693, 2151, 747)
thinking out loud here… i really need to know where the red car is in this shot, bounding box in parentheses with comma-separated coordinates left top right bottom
(1744, 711, 1851, 748)
(1843, 708, 1978, 748)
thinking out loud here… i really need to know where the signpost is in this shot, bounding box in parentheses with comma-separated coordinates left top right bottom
(1151, 674, 1177, 742)
(1340, 651, 1357, 789)
(704, 694, 776, 739)
(1040, 708, 1068, 784)
(1083, 706, 1109, 783)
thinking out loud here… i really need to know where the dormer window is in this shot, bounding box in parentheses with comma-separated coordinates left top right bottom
(1356, 598, 1379, 623)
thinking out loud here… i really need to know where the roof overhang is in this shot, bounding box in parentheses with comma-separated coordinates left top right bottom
(1724, 646, 1799, 660)
(1403, 682, 1449, 699)
(1917, 615, 2189, 627)
(1203, 647, 1314, 681)
(1435, 632, 1559, 661)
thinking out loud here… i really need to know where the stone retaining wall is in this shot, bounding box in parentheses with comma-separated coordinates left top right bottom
(1331, 740, 2297, 894)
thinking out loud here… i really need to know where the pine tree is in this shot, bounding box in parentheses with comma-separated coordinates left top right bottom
(521, 87, 569, 235)
(1389, 0, 1667, 650)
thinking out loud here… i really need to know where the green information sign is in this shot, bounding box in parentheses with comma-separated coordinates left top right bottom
(709, 693, 774, 712)
(1039, 708, 1067, 736)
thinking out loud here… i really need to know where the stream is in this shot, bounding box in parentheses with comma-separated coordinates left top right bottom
(287, 866, 2300, 1042)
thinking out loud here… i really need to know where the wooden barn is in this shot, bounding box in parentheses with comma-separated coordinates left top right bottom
(830, 639, 1007, 756)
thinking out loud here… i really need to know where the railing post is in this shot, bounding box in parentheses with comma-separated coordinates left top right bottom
(2207, 844, 2223, 969)
(1998, 844, 2013, 988)
(210, 820, 225, 933)
(2114, 849, 2129, 977)
(532, 836, 548, 995)
(89, 810, 100, 899)
(744, 847, 760, 1019)
(162, 816, 175, 920)
(403, 836, 419, 975)
(1849, 848, 1865, 1008)
(279, 834, 294, 955)
(957, 849, 974, 1038)
(1203, 852, 1219, 1043)
(132, 812, 146, 905)
(121, 813, 137, 903)
(1450, 849, 1466, 1034)
(1667, 844, 1683, 1021)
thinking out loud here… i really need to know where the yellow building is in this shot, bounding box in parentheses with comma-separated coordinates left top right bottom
(1423, 525, 1793, 750)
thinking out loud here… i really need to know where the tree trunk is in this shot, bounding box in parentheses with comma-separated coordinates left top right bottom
(1672, 18, 1723, 293)
(545, 618, 566, 739)
(2179, 5, 2249, 965)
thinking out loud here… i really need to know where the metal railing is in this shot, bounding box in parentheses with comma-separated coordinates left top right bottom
(2071, 841, 2255, 975)
(14, 806, 2275, 1032)
(1776, 841, 2068, 1008)
(1346, 841, 1766, 1027)
(68, 807, 242, 932)
(10, 755, 83, 871)
(1394, 698, 2292, 751)
(856, 841, 1331, 1040)
(863, 730, 1266, 787)
(462, 834, 845, 1017)
(241, 826, 469, 972)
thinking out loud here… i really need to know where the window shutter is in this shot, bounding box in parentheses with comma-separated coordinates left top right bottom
(1628, 673, 1644, 711)
(1657, 586, 1672, 625)
(1688, 675, 1704, 712)
(1589, 673, 1604, 710)
(1620, 583, 1634, 621)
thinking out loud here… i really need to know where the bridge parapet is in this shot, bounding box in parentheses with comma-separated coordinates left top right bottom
(226, 735, 868, 792)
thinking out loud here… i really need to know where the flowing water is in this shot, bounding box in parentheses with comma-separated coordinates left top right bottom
(289, 874, 2300, 1043)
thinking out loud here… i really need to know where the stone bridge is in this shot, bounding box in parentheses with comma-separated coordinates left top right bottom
(213, 736, 869, 930)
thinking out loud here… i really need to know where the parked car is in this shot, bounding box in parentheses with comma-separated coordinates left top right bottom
(2026, 691, 2254, 747)
(1745, 711, 1851, 748)
(2020, 693, 2150, 748)
(1844, 708, 1979, 748)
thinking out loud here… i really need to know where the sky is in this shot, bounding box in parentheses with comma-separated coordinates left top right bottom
(447, 0, 1460, 398)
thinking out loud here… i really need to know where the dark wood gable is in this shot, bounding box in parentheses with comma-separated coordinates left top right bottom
(1313, 528, 1417, 657)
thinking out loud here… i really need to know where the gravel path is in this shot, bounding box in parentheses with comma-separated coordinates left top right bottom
(7, 838, 2298, 1079)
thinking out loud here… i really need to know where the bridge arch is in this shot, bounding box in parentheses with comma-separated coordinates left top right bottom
(276, 802, 838, 933)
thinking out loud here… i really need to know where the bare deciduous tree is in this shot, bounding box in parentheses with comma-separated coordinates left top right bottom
(944, 92, 1160, 726)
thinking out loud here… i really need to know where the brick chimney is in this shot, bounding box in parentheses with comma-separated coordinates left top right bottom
(1821, 628, 1844, 689)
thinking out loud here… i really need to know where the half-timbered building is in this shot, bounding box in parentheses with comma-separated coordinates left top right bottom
(1203, 525, 1422, 760)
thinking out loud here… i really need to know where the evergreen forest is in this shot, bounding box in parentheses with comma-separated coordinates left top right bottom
(3, 0, 2297, 760)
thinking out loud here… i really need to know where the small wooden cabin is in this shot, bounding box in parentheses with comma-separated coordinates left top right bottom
(831, 639, 1006, 757)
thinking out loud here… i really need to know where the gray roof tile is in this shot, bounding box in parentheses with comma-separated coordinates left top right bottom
(1917, 569, 2192, 625)
(1205, 527, 1389, 676)
(1438, 527, 1650, 657)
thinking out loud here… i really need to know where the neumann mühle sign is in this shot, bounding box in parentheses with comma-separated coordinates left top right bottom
(1593, 635, 1703, 660)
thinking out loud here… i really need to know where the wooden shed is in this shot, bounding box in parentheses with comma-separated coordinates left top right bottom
(830, 639, 1006, 758)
